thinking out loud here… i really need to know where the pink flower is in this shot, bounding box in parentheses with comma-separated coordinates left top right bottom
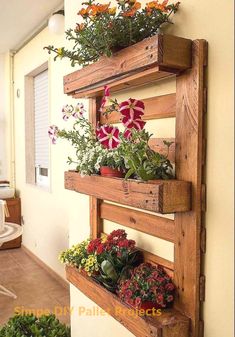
(119, 98, 145, 120)
(73, 103, 86, 118)
(167, 295, 174, 303)
(165, 283, 175, 291)
(48, 125, 59, 144)
(135, 297, 142, 307)
(125, 289, 133, 298)
(97, 125, 120, 149)
(123, 117, 146, 130)
(123, 129, 132, 139)
(119, 98, 146, 130)
(62, 104, 74, 121)
(100, 85, 110, 111)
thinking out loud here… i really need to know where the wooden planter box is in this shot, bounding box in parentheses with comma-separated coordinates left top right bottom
(66, 265, 189, 337)
(65, 171, 191, 214)
(64, 34, 192, 98)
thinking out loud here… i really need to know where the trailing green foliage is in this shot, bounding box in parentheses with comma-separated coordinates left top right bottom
(118, 129, 174, 181)
(0, 314, 70, 337)
(44, 0, 180, 67)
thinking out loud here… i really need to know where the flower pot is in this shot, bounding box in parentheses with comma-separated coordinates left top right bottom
(100, 166, 124, 178)
(140, 301, 160, 315)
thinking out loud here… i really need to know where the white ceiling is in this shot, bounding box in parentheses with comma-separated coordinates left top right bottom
(0, 0, 63, 53)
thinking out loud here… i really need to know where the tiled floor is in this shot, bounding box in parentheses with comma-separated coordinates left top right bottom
(0, 248, 70, 326)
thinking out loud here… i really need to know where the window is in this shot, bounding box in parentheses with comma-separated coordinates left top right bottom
(34, 70, 49, 187)
(25, 63, 50, 188)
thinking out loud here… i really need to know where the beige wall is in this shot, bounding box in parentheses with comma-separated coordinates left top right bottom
(11, 0, 233, 337)
(0, 52, 12, 181)
(13, 30, 74, 278)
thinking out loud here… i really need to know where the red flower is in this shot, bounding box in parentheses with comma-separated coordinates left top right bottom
(165, 283, 175, 291)
(167, 295, 174, 302)
(156, 293, 164, 304)
(117, 239, 135, 249)
(118, 263, 175, 309)
(119, 98, 145, 119)
(122, 117, 146, 130)
(135, 297, 142, 307)
(87, 238, 103, 254)
(97, 125, 120, 149)
(118, 239, 129, 248)
(123, 129, 132, 139)
(107, 229, 127, 242)
(119, 98, 146, 130)
(96, 244, 104, 255)
(100, 85, 110, 111)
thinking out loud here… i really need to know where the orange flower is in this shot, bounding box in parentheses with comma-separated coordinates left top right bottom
(88, 3, 110, 16)
(146, 0, 169, 13)
(122, 1, 141, 17)
(78, 8, 88, 17)
(74, 23, 85, 33)
(78, 3, 110, 17)
(108, 6, 117, 15)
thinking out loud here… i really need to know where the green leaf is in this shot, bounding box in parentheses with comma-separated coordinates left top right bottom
(124, 168, 135, 180)
(101, 260, 118, 281)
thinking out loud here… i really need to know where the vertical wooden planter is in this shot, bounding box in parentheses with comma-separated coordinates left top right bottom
(63, 34, 207, 337)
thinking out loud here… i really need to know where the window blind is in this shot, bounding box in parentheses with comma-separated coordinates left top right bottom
(34, 70, 49, 169)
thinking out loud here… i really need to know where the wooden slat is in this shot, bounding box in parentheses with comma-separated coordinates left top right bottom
(73, 68, 173, 98)
(100, 202, 175, 243)
(89, 97, 103, 239)
(66, 266, 189, 337)
(100, 94, 176, 124)
(149, 138, 175, 163)
(101, 230, 174, 275)
(65, 171, 191, 214)
(141, 249, 174, 277)
(64, 35, 192, 97)
(174, 40, 207, 337)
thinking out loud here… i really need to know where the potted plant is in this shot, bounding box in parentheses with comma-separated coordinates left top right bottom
(118, 262, 175, 313)
(44, 0, 180, 67)
(0, 314, 70, 337)
(49, 87, 174, 181)
(59, 229, 142, 292)
(48, 103, 126, 178)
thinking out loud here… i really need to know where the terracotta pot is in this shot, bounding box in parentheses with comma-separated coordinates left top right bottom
(139, 301, 160, 315)
(100, 166, 125, 178)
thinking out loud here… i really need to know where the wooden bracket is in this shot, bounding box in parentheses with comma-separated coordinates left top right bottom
(201, 184, 207, 212)
(199, 275, 206, 302)
(200, 227, 206, 253)
(199, 320, 204, 337)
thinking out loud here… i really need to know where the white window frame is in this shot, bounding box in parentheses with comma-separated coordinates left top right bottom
(25, 62, 50, 189)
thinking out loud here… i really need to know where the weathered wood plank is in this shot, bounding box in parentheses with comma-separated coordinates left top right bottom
(72, 68, 172, 98)
(100, 202, 175, 243)
(100, 94, 176, 124)
(64, 35, 192, 97)
(141, 249, 174, 277)
(102, 230, 174, 275)
(66, 266, 189, 337)
(174, 40, 207, 337)
(89, 97, 103, 239)
(65, 171, 191, 214)
(148, 138, 175, 163)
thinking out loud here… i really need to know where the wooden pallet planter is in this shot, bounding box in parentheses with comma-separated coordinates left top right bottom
(65, 171, 191, 214)
(66, 265, 190, 337)
(63, 36, 207, 337)
(64, 34, 192, 98)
